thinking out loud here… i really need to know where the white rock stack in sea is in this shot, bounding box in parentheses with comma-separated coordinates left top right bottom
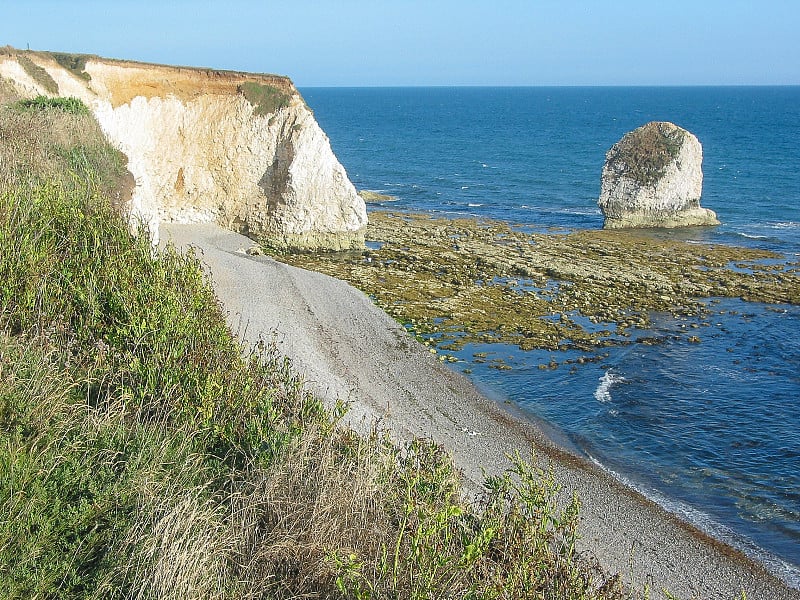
(598, 121, 719, 229)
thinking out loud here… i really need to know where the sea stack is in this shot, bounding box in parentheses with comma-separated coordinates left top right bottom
(598, 121, 719, 229)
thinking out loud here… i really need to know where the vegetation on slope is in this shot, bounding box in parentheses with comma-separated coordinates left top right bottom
(0, 95, 634, 598)
(15, 54, 60, 94)
(47, 51, 94, 81)
(13, 95, 90, 115)
(239, 81, 292, 116)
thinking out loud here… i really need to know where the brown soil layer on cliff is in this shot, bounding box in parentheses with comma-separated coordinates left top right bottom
(88, 62, 294, 107)
(87, 59, 295, 107)
(277, 210, 800, 353)
(9, 48, 295, 107)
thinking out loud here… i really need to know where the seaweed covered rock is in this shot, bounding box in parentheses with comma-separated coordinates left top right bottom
(598, 121, 719, 229)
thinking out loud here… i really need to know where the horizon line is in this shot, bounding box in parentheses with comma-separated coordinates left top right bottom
(298, 83, 800, 89)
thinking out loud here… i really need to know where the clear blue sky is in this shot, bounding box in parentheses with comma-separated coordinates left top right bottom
(2, 1, 798, 86)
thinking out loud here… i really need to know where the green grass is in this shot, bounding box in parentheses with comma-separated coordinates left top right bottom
(13, 95, 89, 115)
(0, 96, 708, 599)
(48, 51, 93, 81)
(239, 81, 292, 116)
(16, 55, 59, 94)
(0, 100, 328, 597)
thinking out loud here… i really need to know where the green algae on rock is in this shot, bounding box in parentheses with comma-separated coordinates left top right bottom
(358, 190, 399, 203)
(276, 211, 800, 352)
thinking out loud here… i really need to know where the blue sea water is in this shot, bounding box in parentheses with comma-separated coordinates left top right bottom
(301, 87, 800, 585)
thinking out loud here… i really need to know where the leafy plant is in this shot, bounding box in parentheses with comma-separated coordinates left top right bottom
(13, 95, 89, 115)
(49, 51, 93, 81)
(0, 98, 329, 597)
(239, 81, 292, 116)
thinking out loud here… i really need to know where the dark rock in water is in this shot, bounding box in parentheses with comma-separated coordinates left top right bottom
(598, 121, 720, 229)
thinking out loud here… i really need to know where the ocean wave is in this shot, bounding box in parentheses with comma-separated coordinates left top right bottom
(556, 207, 602, 216)
(594, 371, 625, 403)
(518, 205, 600, 216)
(767, 221, 800, 229)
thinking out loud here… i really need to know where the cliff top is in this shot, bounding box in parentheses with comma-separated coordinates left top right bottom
(0, 46, 296, 107)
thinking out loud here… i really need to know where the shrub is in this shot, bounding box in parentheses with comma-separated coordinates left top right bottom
(13, 95, 89, 115)
(239, 81, 292, 116)
(49, 51, 92, 81)
(0, 98, 330, 597)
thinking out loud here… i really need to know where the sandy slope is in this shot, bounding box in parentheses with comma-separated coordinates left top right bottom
(162, 222, 798, 600)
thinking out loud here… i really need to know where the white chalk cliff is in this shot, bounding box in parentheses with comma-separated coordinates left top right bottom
(598, 121, 719, 229)
(0, 51, 367, 249)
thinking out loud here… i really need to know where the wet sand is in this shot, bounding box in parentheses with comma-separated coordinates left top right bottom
(163, 222, 798, 599)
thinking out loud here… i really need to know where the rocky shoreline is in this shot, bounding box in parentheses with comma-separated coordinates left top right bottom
(164, 220, 800, 598)
(277, 210, 800, 358)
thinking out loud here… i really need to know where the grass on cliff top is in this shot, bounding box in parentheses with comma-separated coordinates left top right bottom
(46, 50, 94, 81)
(239, 81, 292, 116)
(0, 47, 92, 93)
(0, 97, 702, 599)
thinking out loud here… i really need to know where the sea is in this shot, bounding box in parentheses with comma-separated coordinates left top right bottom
(300, 86, 800, 587)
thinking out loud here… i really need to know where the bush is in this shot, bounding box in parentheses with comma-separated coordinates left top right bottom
(239, 81, 292, 116)
(13, 95, 89, 115)
(0, 99, 330, 597)
(49, 51, 93, 81)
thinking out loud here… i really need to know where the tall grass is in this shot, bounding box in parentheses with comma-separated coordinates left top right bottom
(0, 97, 632, 598)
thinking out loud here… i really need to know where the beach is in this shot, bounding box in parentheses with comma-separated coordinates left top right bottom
(163, 222, 799, 599)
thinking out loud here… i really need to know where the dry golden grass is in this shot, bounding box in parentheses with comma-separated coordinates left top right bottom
(0, 75, 20, 105)
(0, 99, 133, 207)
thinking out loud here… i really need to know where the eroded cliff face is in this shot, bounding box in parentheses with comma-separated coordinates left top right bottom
(598, 121, 719, 229)
(0, 50, 367, 249)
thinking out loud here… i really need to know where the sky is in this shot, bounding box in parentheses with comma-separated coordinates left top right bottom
(2, 0, 798, 87)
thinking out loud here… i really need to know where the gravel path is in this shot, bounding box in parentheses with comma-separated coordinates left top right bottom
(163, 222, 798, 599)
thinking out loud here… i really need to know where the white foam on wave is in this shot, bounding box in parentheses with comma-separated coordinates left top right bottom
(594, 371, 625, 403)
(767, 221, 800, 229)
(555, 206, 602, 216)
(467, 203, 483, 207)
